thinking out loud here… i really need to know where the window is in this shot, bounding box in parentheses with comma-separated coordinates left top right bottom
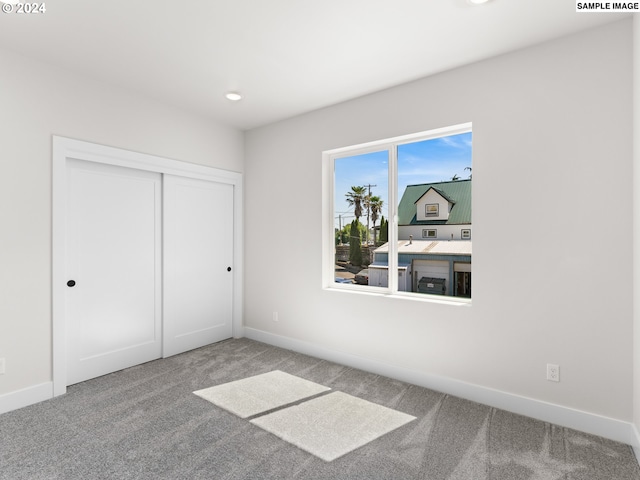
(332, 150, 389, 289)
(324, 122, 472, 301)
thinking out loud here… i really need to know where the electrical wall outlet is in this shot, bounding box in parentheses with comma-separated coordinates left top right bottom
(0, 358, 5, 375)
(272, 311, 279, 322)
(546, 363, 560, 382)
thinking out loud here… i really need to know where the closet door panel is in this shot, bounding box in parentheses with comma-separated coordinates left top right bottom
(163, 175, 234, 357)
(66, 159, 162, 385)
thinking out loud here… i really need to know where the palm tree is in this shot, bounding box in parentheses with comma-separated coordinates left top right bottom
(451, 174, 460, 181)
(368, 196, 384, 245)
(465, 166, 472, 179)
(345, 186, 367, 221)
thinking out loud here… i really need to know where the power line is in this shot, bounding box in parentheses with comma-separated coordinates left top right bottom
(363, 184, 377, 245)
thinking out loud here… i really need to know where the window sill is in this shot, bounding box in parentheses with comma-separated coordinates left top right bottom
(324, 284, 472, 306)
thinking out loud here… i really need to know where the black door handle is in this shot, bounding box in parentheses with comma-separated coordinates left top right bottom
(227, 267, 232, 272)
(67, 280, 76, 287)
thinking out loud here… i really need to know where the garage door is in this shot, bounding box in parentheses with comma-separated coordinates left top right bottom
(412, 260, 449, 293)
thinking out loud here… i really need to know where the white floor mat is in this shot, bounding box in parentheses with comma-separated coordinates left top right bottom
(193, 370, 330, 418)
(250, 391, 416, 461)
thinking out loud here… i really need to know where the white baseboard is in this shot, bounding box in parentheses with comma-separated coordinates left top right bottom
(0, 382, 53, 415)
(632, 425, 640, 462)
(244, 327, 638, 447)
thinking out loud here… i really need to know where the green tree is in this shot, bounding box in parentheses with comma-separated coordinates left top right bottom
(345, 186, 367, 221)
(368, 195, 383, 245)
(379, 216, 388, 243)
(337, 221, 365, 245)
(349, 220, 363, 265)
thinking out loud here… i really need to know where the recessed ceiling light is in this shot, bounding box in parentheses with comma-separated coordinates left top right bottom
(467, 0, 490, 4)
(225, 92, 242, 102)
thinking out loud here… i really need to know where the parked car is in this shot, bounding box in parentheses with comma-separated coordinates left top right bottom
(335, 277, 353, 284)
(354, 269, 369, 285)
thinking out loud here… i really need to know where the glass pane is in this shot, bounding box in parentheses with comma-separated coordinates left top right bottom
(397, 132, 472, 297)
(334, 150, 388, 288)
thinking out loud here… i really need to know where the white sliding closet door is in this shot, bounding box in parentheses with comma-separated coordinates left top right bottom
(163, 175, 234, 357)
(66, 160, 162, 385)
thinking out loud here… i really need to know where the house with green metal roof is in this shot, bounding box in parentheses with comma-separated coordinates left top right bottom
(368, 179, 472, 297)
(398, 179, 471, 241)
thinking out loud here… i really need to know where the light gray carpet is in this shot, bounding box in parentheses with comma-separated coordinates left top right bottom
(1, 338, 639, 479)
(193, 370, 330, 418)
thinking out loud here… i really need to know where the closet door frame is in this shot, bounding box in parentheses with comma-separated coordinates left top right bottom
(52, 136, 243, 397)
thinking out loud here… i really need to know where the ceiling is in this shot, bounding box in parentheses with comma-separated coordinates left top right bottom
(0, 0, 629, 130)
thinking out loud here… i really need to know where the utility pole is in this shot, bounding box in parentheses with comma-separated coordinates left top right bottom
(363, 184, 377, 245)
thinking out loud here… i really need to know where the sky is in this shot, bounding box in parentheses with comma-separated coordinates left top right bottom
(334, 131, 472, 231)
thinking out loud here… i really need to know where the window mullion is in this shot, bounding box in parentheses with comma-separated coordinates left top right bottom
(388, 145, 398, 293)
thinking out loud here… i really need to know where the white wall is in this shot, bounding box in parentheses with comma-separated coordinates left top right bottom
(416, 189, 450, 222)
(245, 19, 633, 426)
(0, 48, 243, 398)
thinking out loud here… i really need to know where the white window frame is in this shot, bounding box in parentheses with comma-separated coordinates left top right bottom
(322, 122, 472, 304)
(423, 229, 437, 239)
